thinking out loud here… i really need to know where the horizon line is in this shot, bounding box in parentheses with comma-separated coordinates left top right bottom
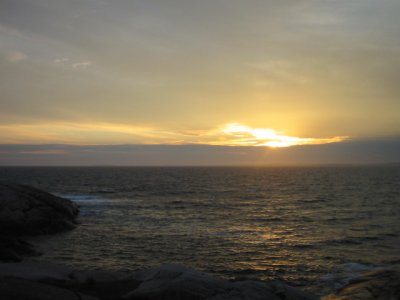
(1, 162, 400, 168)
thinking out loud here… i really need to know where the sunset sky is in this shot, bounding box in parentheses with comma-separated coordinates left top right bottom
(1, 0, 399, 165)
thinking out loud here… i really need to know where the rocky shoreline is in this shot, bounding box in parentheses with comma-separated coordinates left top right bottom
(0, 182, 79, 262)
(0, 262, 320, 300)
(0, 183, 398, 299)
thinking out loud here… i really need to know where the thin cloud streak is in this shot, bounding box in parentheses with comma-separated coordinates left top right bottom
(18, 149, 67, 155)
(72, 61, 92, 70)
(219, 123, 347, 147)
(0, 122, 347, 147)
(4, 50, 27, 62)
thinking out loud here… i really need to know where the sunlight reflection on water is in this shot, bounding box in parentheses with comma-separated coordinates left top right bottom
(1, 166, 399, 295)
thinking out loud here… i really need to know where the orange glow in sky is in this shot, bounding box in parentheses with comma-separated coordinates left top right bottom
(221, 123, 347, 147)
(0, 122, 348, 147)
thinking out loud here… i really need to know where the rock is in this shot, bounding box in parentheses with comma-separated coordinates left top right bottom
(0, 182, 79, 235)
(69, 269, 128, 284)
(0, 262, 318, 300)
(0, 236, 39, 262)
(0, 277, 98, 300)
(0, 261, 128, 284)
(123, 264, 318, 300)
(124, 264, 232, 300)
(322, 268, 400, 300)
(0, 262, 139, 300)
(0, 261, 76, 281)
(268, 281, 321, 300)
(0, 182, 79, 262)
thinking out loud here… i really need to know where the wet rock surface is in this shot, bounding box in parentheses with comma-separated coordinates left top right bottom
(322, 268, 400, 300)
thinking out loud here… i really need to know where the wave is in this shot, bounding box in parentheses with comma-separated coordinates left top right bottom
(60, 194, 99, 201)
(320, 262, 381, 291)
(322, 236, 382, 246)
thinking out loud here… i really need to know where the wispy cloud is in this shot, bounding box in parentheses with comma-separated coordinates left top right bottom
(219, 123, 347, 147)
(72, 61, 92, 70)
(247, 60, 310, 85)
(53, 58, 92, 70)
(0, 1, 399, 141)
(0, 122, 347, 148)
(0, 24, 24, 38)
(5, 50, 27, 63)
(18, 149, 67, 155)
(54, 57, 69, 64)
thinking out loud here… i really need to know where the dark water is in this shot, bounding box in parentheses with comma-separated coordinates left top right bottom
(1, 166, 399, 295)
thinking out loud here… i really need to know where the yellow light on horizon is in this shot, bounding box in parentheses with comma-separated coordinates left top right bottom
(0, 121, 347, 147)
(222, 123, 347, 147)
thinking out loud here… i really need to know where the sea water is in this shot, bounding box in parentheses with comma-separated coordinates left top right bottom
(1, 166, 399, 295)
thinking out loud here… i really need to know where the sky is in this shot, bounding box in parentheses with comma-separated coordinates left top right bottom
(1, 0, 399, 165)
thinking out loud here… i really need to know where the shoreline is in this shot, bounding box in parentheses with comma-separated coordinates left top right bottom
(1, 259, 399, 300)
(1, 183, 399, 299)
(0, 261, 319, 300)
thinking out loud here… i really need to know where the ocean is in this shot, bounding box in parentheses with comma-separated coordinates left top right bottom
(1, 166, 399, 296)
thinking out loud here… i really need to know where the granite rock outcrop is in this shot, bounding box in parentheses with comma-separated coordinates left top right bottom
(0, 182, 79, 262)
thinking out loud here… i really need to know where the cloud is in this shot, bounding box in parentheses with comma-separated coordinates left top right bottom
(18, 149, 67, 155)
(0, 121, 347, 148)
(0, 24, 24, 38)
(53, 58, 93, 70)
(0, 0, 399, 140)
(247, 60, 310, 85)
(220, 123, 347, 147)
(54, 57, 69, 64)
(53, 58, 92, 69)
(5, 50, 27, 62)
(72, 61, 92, 70)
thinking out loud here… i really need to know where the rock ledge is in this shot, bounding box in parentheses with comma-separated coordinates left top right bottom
(0, 182, 79, 262)
(0, 262, 318, 300)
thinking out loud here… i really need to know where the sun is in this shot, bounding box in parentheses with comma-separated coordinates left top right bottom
(222, 123, 347, 148)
